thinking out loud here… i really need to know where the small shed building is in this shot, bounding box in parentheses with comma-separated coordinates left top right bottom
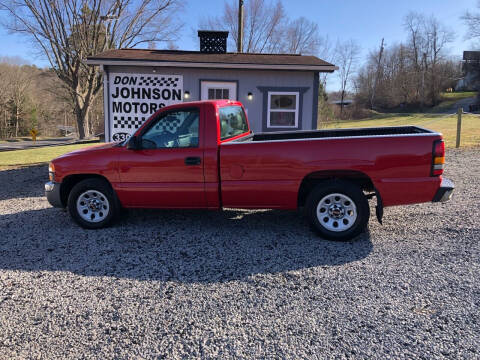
(456, 51, 480, 91)
(87, 31, 336, 142)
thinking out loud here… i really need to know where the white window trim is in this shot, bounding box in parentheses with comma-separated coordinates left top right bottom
(267, 91, 299, 128)
(201, 81, 237, 100)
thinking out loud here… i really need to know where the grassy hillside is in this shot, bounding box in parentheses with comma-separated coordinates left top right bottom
(0, 143, 99, 168)
(323, 113, 479, 147)
(322, 91, 480, 147)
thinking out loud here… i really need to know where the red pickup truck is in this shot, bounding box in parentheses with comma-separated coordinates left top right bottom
(45, 100, 454, 240)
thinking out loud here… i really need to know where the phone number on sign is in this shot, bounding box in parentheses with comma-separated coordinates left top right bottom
(112, 132, 131, 142)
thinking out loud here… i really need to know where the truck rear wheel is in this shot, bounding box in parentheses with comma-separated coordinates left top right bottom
(306, 180, 370, 241)
(67, 178, 118, 229)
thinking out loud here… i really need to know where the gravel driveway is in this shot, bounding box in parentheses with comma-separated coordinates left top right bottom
(0, 148, 479, 359)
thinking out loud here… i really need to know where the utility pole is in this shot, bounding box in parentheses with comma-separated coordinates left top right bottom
(237, 0, 244, 52)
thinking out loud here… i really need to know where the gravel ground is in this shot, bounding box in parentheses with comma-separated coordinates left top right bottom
(0, 148, 479, 359)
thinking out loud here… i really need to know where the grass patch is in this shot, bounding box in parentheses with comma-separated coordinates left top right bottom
(0, 136, 64, 143)
(428, 91, 478, 113)
(364, 92, 477, 114)
(439, 91, 477, 100)
(0, 142, 100, 168)
(323, 114, 480, 148)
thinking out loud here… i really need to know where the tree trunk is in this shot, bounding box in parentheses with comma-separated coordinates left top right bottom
(431, 66, 437, 105)
(75, 106, 86, 139)
(4, 109, 7, 139)
(84, 109, 90, 138)
(340, 90, 345, 115)
(73, 93, 94, 140)
(370, 38, 384, 110)
(15, 106, 19, 137)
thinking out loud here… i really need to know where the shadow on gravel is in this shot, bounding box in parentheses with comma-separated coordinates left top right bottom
(0, 206, 373, 283)
(0, 165, 47, 201)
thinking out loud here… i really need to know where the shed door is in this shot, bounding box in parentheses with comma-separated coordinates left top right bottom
(201, 81, 237, 100)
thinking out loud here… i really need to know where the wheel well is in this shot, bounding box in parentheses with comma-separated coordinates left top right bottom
(60, 174, 112, 207)
(298, 170, 375, 207)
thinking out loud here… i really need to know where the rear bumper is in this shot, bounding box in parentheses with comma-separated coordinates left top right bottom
(45, 181, 64, 208)
(432, 177, 454, 202)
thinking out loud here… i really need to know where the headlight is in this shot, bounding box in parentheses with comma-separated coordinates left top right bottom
(48, 163, 55, 181)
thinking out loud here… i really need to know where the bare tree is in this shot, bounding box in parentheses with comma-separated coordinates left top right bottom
(424, 15, 455, 104)
(318, 35, 336, 84)
(0, 0, 183, 139)
(0, 59, 109, 140)
(0, 63, 34, 137)
(462, 1, 480, 40)
(203, 0, 285, 53)
(369, 38, 384, 110)
(396, 43, 414, 105)
(403, 12, 427, 104)
(355, 22, 458, 111)
(403, 12, 454, 106)
(283, 17, 321, 55)
(335, 39, 361, 114)
(202, 0, 324, 56)
(0, 65, 10, 138)
(7, 65, 32, 137)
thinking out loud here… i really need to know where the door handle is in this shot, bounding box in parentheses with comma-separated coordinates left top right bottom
(185, 156, 201, 166)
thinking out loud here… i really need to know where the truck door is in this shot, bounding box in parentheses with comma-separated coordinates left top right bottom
(116, 107, 205, 208)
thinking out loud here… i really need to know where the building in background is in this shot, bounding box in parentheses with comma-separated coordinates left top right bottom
(456, 51, 480, 91)
(87, 31, 336, 142)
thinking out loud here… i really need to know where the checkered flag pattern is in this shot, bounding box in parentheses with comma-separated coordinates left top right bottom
(138, 76, 180, 87)
(113, 116, 145, 129)
(154, 115, 184, 133)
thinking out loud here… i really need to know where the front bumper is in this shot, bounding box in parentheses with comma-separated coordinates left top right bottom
(432, 177, 455, 202)
(45, 181, 64, 208)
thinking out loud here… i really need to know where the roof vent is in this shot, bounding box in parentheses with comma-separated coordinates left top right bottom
(198, 30, 229, 54)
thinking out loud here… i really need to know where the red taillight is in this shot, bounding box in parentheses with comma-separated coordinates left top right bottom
(432, 140, 445, 176)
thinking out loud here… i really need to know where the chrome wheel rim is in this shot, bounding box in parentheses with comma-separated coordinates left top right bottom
(316, 193, 357, 232)
(76, 190, 110, 223)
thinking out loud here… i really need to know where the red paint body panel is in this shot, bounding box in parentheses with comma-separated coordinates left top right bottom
(50, 100, 444, 211)
(219, 135, 442, 208)
(115, 146, 205, 208)
(53, 143, 120, 184)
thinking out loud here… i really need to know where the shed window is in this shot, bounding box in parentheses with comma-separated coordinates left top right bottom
(267, 92, 299, 128)
(208, 88, 230, 100)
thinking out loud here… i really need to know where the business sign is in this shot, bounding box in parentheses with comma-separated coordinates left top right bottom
(108, 73, 183, 142)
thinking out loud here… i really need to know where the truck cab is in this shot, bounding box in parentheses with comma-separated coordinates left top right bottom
(114, 100, 250, 209)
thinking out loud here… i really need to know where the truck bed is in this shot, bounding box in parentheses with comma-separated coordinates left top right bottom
(220, 124, 443, 209)
(235, 126, 436, 142)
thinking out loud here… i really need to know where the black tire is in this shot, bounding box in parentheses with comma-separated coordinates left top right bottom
(306, 180, 370, 241)
(67, 178, 118, 229)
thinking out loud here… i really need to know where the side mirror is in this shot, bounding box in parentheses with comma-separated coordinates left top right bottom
(126, 136, 139, 150)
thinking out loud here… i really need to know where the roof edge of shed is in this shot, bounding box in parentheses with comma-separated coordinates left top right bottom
(86, 58, 337, 72)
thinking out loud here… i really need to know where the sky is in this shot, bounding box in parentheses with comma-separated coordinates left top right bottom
(0, 0, 477, 91)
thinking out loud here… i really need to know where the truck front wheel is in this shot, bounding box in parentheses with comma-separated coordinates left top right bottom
(306, 180, 370, 241)
(67, 178, 118, 229)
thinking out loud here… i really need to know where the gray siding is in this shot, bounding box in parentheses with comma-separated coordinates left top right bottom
(105, 65, 316, 133)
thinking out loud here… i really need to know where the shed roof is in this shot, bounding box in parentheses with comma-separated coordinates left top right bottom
(86, 49, 336, 72)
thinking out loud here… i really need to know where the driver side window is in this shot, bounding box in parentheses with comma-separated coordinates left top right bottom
(141, 109, 199, 149)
